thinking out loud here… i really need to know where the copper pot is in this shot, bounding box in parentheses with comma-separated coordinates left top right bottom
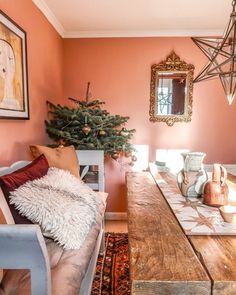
(203, 164, 228, 207)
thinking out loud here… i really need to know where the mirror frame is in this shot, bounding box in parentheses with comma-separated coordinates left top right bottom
(149, 51, 195, 126)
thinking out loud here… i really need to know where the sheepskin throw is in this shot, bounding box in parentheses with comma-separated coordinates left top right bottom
(9, 168, 101, 250)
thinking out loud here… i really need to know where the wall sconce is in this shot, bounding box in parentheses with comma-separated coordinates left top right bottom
(192, 0, 236, 105)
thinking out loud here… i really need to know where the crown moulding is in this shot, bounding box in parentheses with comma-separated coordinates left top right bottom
(32, 0, 223, 39)
(64, 29, 223, 39)
(32, 0, 65, 37)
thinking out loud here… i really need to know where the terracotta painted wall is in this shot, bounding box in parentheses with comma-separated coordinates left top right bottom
(0, 0, 235, 213)
(0, 0, 64, 165)
(63, 37, 236, 212)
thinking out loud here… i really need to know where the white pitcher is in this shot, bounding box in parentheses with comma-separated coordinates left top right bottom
(181, 152, 206, 172)
(177, 152, 208, 197)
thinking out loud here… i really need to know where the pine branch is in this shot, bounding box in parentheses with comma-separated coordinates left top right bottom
(45, 97, 136, 156)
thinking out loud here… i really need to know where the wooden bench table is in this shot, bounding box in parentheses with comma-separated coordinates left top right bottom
(126, 171, 236, 295)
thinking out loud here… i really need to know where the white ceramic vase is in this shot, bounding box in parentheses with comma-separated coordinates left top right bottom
(177, 152, 208, 198)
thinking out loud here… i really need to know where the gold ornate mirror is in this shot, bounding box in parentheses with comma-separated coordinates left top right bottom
(149, 51, 194, 126)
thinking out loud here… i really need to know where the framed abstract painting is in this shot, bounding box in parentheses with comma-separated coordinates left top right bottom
(0, 11, 29, 119)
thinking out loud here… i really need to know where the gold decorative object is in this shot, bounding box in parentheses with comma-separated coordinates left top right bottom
(99, 129, 106, 136)
(150, 51, 194, 126)
(120, 128, 129, 137)
(112, 152, 120, 160)
(57, 139, 65, 148)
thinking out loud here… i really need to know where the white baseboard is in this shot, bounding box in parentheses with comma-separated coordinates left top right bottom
(105, 212, 127, 220)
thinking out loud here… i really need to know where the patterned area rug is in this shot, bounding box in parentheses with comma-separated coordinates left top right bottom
(91, 232, 131, 295)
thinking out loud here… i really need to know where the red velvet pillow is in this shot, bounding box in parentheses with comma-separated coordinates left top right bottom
(0, 154, 49, 224)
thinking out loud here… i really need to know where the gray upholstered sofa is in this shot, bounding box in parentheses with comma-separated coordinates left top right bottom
(0, 150, 106, 295)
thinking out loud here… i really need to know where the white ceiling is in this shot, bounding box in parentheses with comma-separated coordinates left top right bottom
(32, 0, 233, 38)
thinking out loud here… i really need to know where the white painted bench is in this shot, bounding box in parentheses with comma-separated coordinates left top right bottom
(0, 150, 105, 295)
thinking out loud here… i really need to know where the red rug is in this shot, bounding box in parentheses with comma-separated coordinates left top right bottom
(91, 233, 131, 295)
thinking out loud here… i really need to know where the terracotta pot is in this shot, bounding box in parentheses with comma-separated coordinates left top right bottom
(203, 164, 228, 207)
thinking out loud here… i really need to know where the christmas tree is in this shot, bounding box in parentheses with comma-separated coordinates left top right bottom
(45, 83, 136, 159)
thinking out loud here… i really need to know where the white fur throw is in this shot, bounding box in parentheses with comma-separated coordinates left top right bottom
(9, 168, 101, 250)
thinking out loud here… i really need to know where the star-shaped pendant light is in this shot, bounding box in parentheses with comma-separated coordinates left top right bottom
(192, 0, 236, 105)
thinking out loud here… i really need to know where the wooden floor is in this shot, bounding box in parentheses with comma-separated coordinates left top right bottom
(105, 220, 128, 232)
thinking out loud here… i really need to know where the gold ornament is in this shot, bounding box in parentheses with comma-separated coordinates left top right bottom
(120, 128, 129, 137)
(57, 139, 65, 148)
(112, 152, 120, 160)
(82, 124, 91, 135)
(99, 129, 107, 136)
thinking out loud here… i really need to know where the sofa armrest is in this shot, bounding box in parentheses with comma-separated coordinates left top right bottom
(0, 224, 51, 295)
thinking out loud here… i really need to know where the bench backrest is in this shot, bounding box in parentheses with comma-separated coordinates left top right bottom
(0, 150, 105, 225)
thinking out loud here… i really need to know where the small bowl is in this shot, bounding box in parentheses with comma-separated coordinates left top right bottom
(219, 205, 236, 224)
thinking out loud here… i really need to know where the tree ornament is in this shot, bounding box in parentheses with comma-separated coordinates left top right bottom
(112, 152, 120, 160)
(132, 155, 137, 162)
(120, 128, 129, 137)
(58, 139, 65, 148)
(82, 124, 91, 135)
(99, 129, 107, 136)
